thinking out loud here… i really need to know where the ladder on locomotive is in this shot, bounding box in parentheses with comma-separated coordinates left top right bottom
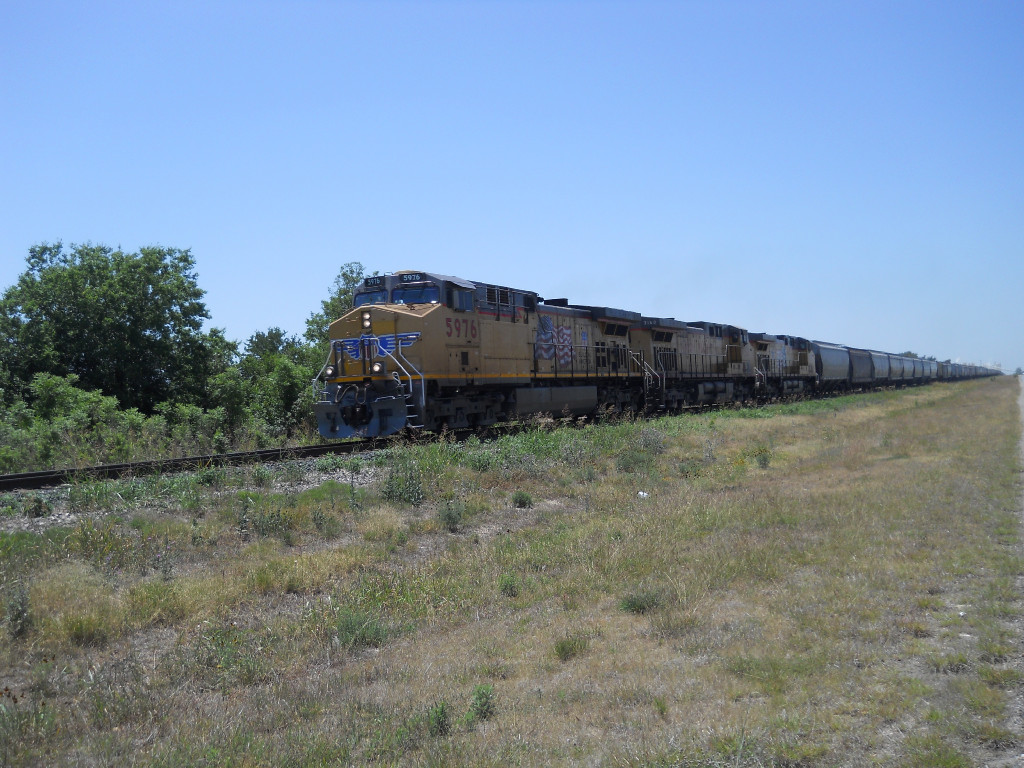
(395, 373, 423, 429)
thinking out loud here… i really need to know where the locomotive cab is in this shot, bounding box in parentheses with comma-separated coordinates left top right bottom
(314, 271, 542, 438)
(315, 271, 473, 438)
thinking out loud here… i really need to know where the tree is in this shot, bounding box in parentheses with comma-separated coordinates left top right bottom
(304, 262, 371, 348)
(243, 326, 308, 366)
(236, 327, 317, 437)
(0, 242, 215, 412)
(1015, 367, 1023, 376)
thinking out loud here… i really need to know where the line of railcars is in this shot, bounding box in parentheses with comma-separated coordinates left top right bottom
(314, 270, 1000, 439)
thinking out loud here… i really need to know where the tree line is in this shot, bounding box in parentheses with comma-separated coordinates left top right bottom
(0, 242, 368, 472)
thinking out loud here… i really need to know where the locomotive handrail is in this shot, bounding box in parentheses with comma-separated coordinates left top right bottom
(754, 365, 766, 389)
(312, 347, 336, 398)
(650, 348, 665, 378)
(629, 351, 663, 403)
(376, 342, 425, 415)
(392, 344, 426, 412)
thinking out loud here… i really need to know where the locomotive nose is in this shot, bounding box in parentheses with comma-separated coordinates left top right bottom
(342, 403, 371, 426)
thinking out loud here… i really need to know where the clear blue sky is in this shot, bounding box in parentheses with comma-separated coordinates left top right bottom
(3, 1, 1022, 371)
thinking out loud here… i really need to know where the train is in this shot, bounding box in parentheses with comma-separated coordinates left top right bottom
(313, 270, 1000, 439)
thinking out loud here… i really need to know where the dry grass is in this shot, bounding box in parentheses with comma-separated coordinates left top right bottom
(0, 377, 1021, 766)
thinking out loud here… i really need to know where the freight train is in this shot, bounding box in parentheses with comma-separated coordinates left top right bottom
(313, 270, 1000, 439)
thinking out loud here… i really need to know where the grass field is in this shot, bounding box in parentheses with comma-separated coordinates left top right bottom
(1, 376, 1021, 767)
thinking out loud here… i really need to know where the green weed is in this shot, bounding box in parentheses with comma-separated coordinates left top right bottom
(926, 652, 970, 674)
(381, 452, 425, 506)
(5, 581, 31, 639)
(554, 633, 589, 662)
(439, 500, 464, 532)
(468, 683, 495, 722)
(498, 572, 519, 598)
(511, 490, 533, 509)
(314, 453, 346, 472)
(334, 607, 389, 650)
(620, 588, 662, 615)
(427, 699, 451, 737)
(0, 690, 58, 762)
(187, 622, 272, 690)
(900, 734, 971, 768)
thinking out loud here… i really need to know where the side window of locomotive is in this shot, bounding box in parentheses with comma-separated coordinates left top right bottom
(354, 290, 388, 307)
(451, 289, 474, 312)
(392, 284, 440, 304)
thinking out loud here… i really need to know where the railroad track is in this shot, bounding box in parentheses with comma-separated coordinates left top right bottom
(0, 440, 375, 493)
(0, 392, 865, 494)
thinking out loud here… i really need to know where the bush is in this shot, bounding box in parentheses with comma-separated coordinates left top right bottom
(616, 428, 666, 474)
(0, 494, 18, 518)
(469, 684, 495, 722)
(335, 608, 388, 649)
(314, 454, 346, 472)
(462, 442, 495, 472)
(620, 588, 662, 615)
(498, 573, 519, 598)
(439, 502, 463, 533)
(72, 518, 166, 573)
(250, 464, 273, 488)
(251, 508, 290, 538)
(381, 454, 425, 506)
(195, 466, 226, 487)
(5, 582, 31, 639)
(311, 508, 341, 538)
(554, 633, 589, 662)
(427, 700, 450, 737)
(22, 494, 51, 519)
(749, 444, 773, 468)
(634, 427, 666, 455)
(615, 451, 650, 474)
(512, 490, 533, 509)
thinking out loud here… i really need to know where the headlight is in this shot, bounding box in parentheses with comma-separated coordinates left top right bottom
(324, 365, 336, 378)
(371, 362, 384, 374)
(362, 311, 372, 329)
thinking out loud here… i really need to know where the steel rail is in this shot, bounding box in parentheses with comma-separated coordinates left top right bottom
(0, 440, 374, 493)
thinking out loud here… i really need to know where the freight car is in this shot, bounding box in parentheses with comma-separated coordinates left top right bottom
(313, 270, 1000, 439)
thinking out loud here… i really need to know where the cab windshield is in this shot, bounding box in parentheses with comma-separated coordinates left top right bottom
(391, 284, 440, 304)
(354, 290, 388, 307)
